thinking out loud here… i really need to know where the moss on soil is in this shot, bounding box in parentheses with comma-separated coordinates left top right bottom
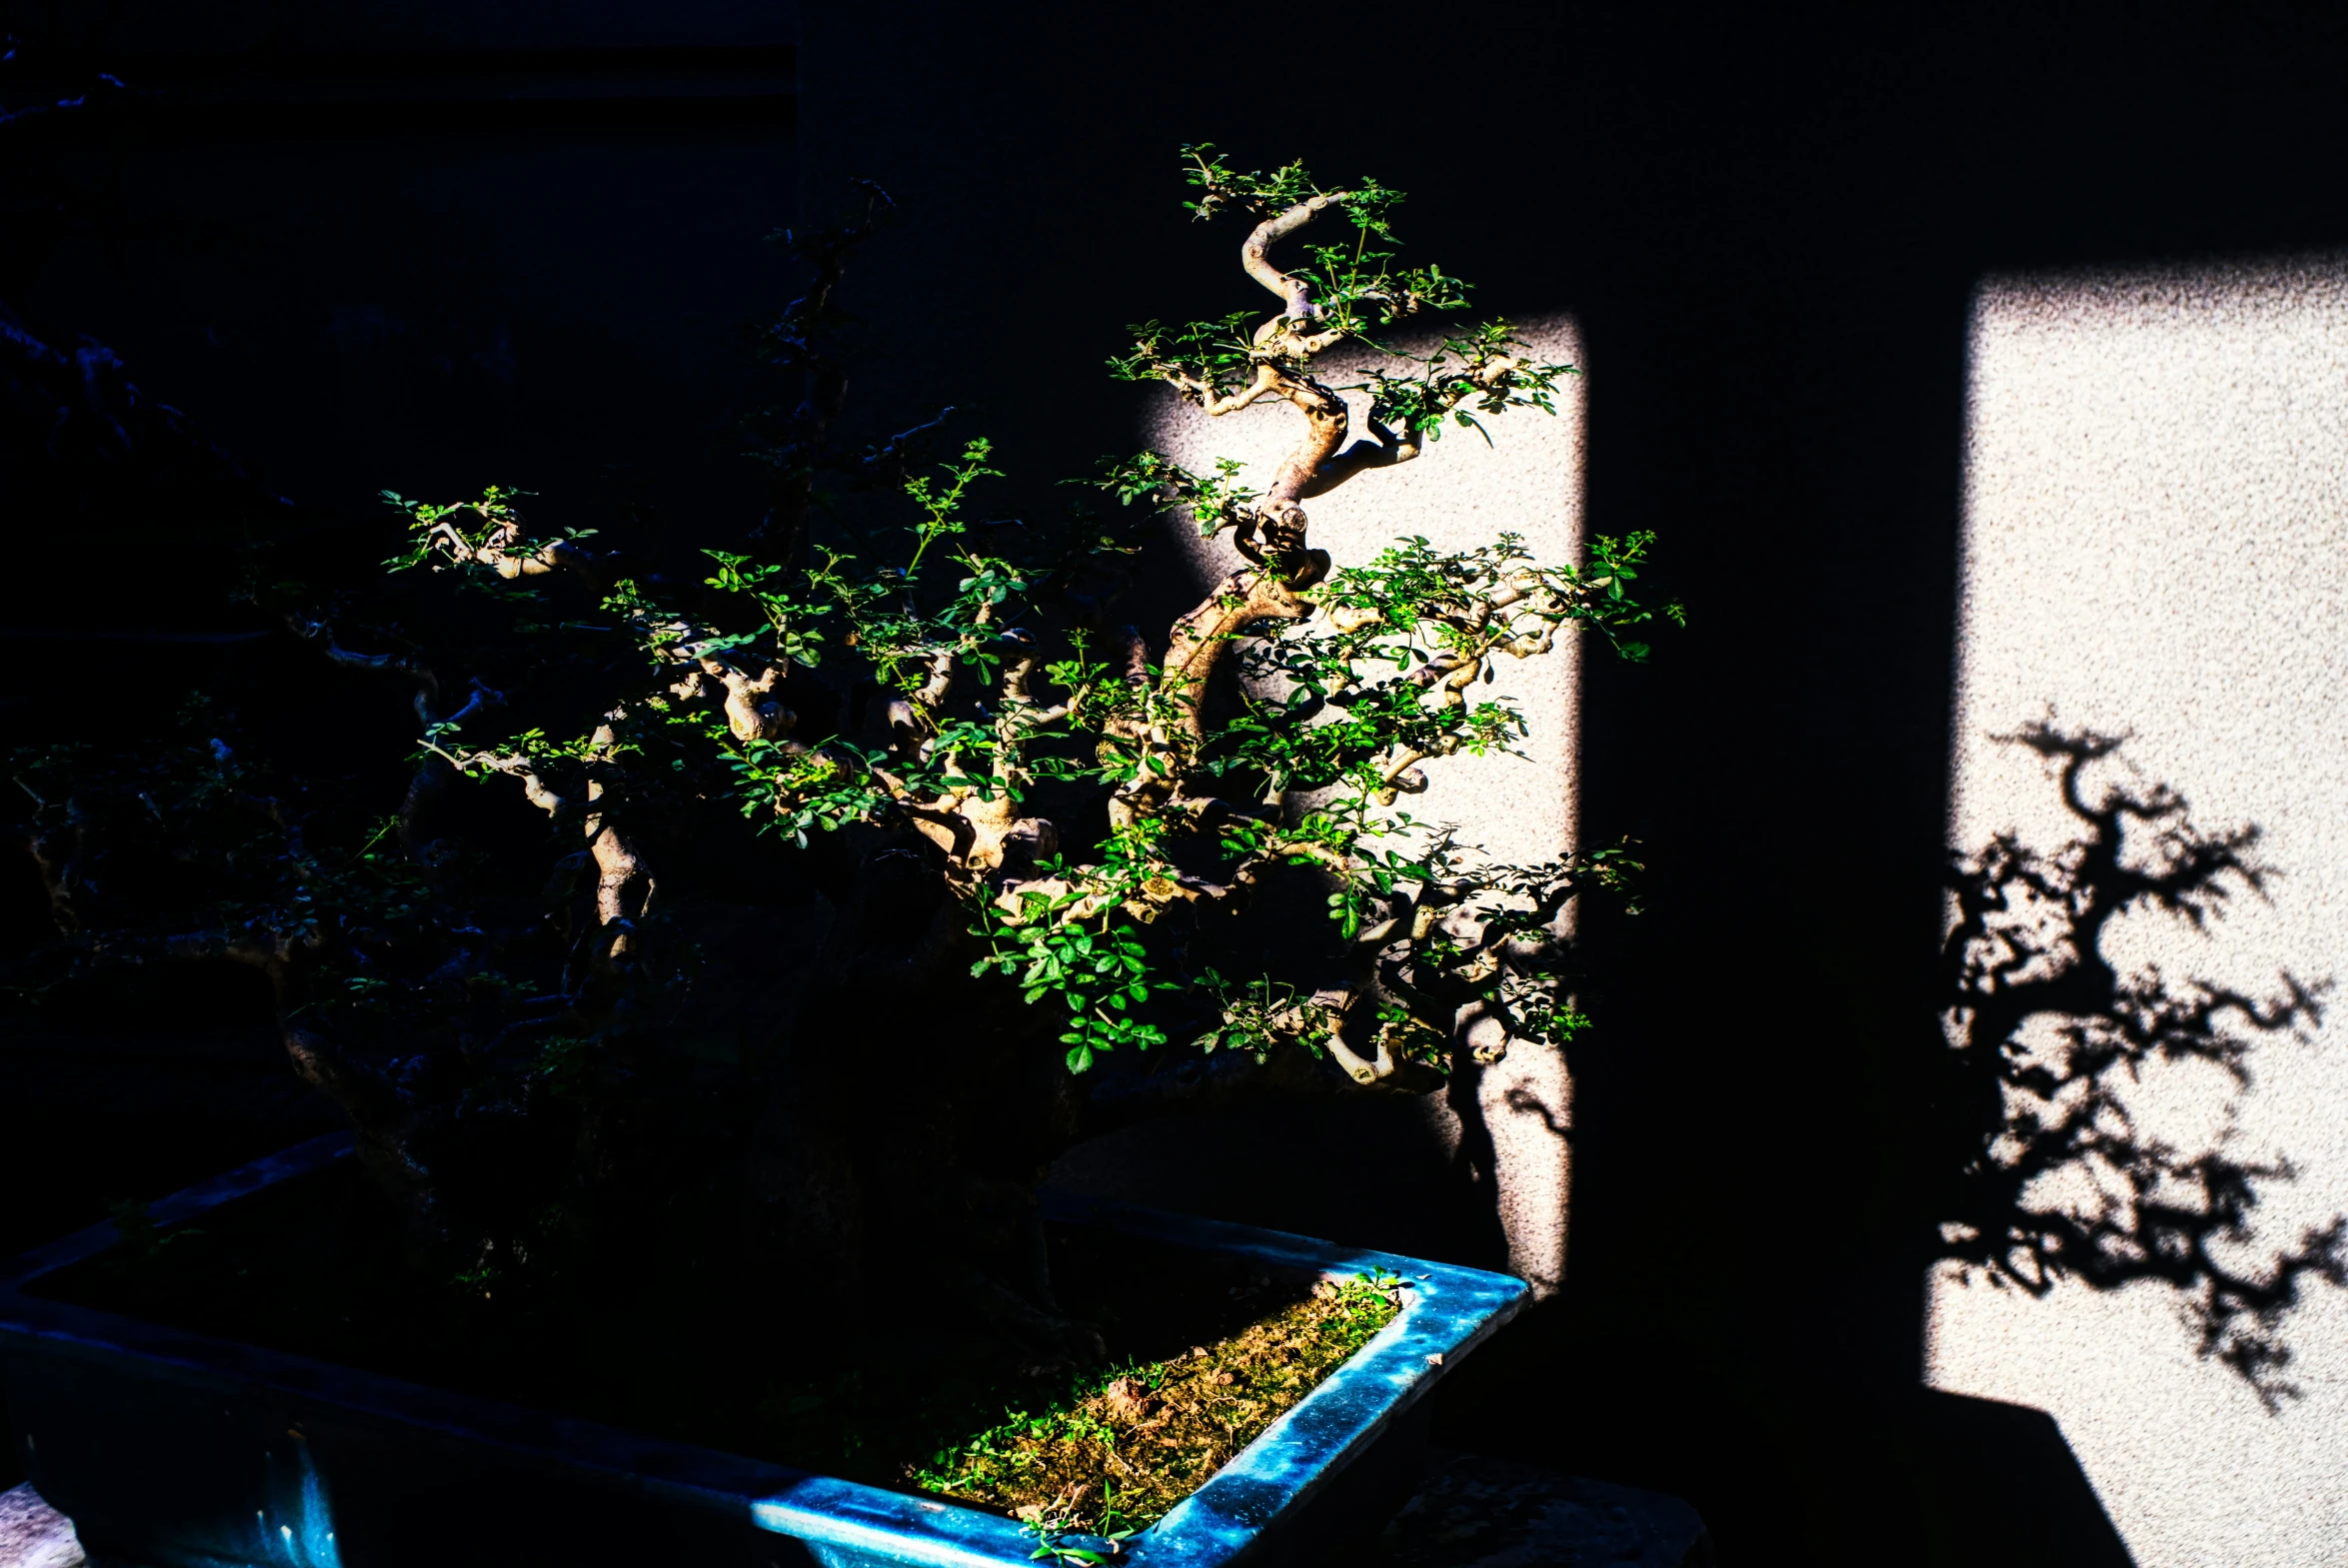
(912, 1275, 1401, 1535)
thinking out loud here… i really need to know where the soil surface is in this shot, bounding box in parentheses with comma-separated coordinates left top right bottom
(29, 1154, 1398, 1532)
(916, 1273, 1400, 1534)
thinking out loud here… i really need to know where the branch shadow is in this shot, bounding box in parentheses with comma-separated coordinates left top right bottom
(1936, 718, 2348, 1409)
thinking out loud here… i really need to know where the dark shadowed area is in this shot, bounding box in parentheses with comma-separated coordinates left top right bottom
(0, 0, 798, 1496)
(11, 3, 2348, 1561)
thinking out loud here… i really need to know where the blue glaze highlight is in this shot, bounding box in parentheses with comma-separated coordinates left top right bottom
(0, 1135, 1526, 1568)
(258, 1436, 343, 1568)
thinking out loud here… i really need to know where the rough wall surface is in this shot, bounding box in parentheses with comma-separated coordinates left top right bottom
(1934, 262, 2348, 1567)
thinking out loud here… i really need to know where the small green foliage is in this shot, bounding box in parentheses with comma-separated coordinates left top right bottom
(1122, 147, 1485, 406)
(1356, 320, 1578, 446)
(905, 439, 1005, 570)
(703, 548, 831, 668)
(1093, 452, 1262, 542)
(341, 419, 1665, 1084)
(1178, 144, 1317, 223)
(968, 824, 1187, 1072)
(1191, 970, 1334, 1061)
(1107, 311, 1259, 396)
(304, 153, 1675, 1084)
(380, 485, 586, 575)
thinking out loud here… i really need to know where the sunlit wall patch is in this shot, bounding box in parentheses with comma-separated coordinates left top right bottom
(1933, 258, 2348, 1568)
(1141, 317, 1585, 1297)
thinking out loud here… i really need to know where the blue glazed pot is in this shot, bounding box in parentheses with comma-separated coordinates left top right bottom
(1, 1133, 1526, 1567)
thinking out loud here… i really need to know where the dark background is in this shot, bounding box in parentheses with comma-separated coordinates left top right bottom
(11, 3, 2348, 1562)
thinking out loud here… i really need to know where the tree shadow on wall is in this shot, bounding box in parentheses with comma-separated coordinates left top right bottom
(1936, 719, 2348, 1411)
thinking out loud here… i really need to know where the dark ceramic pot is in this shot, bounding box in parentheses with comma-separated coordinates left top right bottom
(1, 1133, 1524, 1567)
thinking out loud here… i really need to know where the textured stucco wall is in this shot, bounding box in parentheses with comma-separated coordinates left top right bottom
(1932, 262, 2348, 1567)
(1141, 321, 1585, 1292)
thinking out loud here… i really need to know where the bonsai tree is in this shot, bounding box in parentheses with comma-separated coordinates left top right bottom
(10, 149, 1675, 1351)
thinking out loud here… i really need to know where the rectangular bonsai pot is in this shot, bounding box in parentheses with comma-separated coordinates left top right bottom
(0, 1132, 1527, 1568)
